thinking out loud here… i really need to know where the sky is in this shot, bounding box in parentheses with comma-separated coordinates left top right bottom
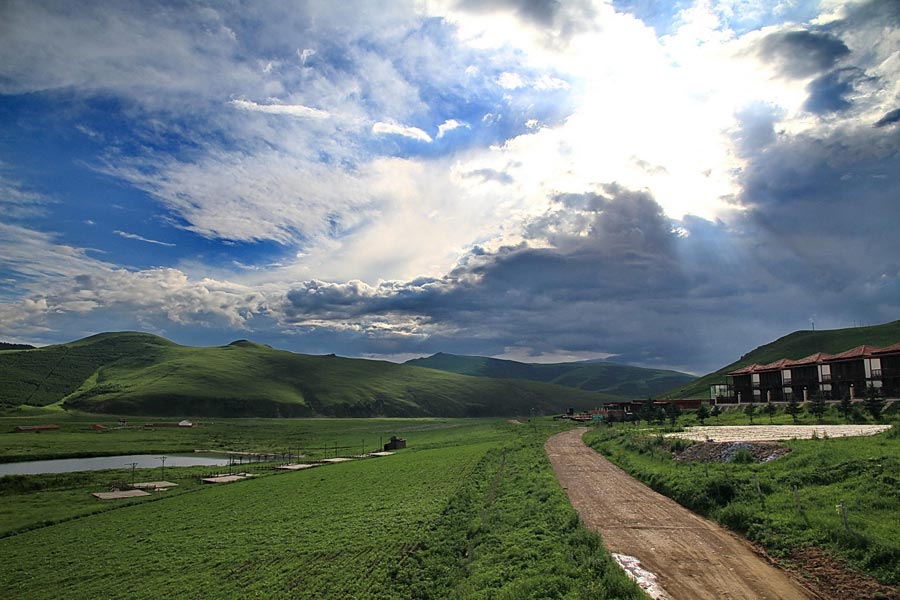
(1, 0, 898, 375)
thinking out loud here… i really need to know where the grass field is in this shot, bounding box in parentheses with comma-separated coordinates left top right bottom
(584, 422, 900, 586)
(0, 417, 643, 599)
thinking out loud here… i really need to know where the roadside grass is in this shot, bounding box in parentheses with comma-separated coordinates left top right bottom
(678, 402, 896, 427)
(0, 419, 642, 599)
(584, 423, 900, 586)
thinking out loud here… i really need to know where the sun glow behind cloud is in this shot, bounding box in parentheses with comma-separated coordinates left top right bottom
(1, 0, 898, 372)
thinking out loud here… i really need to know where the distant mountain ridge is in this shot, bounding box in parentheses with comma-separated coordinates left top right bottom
(0, 332, 622, 418)
(664, 320, 900, 399)
(405, 352, 695, 398)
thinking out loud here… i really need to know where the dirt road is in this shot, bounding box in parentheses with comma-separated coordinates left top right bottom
(546, 429, 815, 600)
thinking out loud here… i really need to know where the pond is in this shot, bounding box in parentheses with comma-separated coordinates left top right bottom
(0, 453, 233, 476)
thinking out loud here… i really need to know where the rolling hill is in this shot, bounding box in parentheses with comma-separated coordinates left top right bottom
(0, 332, 621, 417)
(405, 352, 695, 398)
(664, 320, 900, 399)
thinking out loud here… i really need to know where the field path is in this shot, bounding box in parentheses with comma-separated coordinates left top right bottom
(546, 428, 815, 600)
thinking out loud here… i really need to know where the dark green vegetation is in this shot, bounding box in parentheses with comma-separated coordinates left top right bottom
(666, 320, 900, 398)
(407, 352, 695, 398)
(584, 424, 900, 586)
(0, 332, 619, 417)
(0, 342, 35, 351)
(0, 418, 643, 599)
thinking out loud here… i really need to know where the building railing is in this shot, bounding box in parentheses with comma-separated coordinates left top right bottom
(869, 369, 882, 378)
(782, 377, 792, 384)
(821, 374, 832, 382)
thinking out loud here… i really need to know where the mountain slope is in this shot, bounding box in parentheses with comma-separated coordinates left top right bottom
(664, 320, 900, 399)
(0, 332, 621, 417)
(405, 352, 695, 398)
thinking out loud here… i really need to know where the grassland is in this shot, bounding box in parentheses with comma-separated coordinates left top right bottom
(406, 352, 695, 398)
(665, 320, 900, 398)
(0, 417, 643, 599)
(584, 421, 900, 586)
(0, 332, 620, 418)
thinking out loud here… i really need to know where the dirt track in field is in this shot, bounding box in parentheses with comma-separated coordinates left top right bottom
(546, 428, 815, 600)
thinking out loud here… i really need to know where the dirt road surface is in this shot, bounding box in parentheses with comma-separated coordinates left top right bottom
(546, 429, 815, 600)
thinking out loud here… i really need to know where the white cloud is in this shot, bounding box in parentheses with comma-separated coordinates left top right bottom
(113, 230, 176, 247)
(436, 119, 469, 138)
(230, 98, 330, 119)
(497, 71, 525, 89)
(371, 121, 433, 142)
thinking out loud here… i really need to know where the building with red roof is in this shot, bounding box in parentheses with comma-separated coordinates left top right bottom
(711, 343, 900, 404)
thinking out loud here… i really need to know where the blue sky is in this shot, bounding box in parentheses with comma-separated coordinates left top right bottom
(1, 0, 898, 374)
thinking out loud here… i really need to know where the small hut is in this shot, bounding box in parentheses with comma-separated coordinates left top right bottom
(383, 436, 406, 451)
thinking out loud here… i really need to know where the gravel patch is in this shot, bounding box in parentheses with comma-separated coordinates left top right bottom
(666, 424, 892, 442)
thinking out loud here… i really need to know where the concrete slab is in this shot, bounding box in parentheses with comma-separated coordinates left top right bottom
(276, 463, 318, 471)
(367, 451, 395, 457)
(132, 481, 178, 490)
(92, 489, 151, 500)
(321, 457, 353, 463)
(201, 473, 256, 484)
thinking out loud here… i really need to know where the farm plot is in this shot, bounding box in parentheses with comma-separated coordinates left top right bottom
(0, 441, 493, 599)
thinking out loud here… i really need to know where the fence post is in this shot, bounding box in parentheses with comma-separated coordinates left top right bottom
(839, 500, 850, 532)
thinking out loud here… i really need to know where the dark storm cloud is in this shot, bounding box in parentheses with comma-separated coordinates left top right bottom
(874, 108, 900, 128)
(456, 0, 561, 26)
(802, 68, 867, 115)
(454, 0, 597, 43)
(733, 103, 782, 155)
(757, 30, 850, 78)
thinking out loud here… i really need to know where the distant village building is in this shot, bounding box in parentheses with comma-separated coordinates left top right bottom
(711, 344, 900, 403)
(13, 424, 60, 433)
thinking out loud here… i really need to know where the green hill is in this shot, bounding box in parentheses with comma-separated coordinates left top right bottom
(0, 332, 621, 417)
(665, 320, 900, 399)
(405, 353, 695, 398)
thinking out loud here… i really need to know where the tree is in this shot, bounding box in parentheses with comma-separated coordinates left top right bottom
(809, 391, 827, 423)
(640, 398, 656, 425)
(710, 404, 721, 423)
(864, 385, 885, 422)
(764, 402, 777, 424)
(838, 393, 853, 422)
(785, 395, 802, 424)
(745, 397, 756, 424)
(665, 402, 681, 427)
(696, 404, 710, 425)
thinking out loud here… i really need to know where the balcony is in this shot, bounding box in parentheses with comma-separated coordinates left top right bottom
(782, 377, 792, 385)
(869, 369, 882, 379)
(821, 374, 832, 382)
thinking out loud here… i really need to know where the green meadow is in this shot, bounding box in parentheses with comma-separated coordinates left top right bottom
(584, 421, 900, 586)
(0, 416, 642, 599)
(0, 332, 616, 417)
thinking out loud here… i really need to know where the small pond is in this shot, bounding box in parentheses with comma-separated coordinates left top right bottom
(0, 453, 233, 476)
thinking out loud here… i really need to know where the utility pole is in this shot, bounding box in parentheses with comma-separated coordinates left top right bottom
(125, 462, 138, 487)
(158, 456, 167, 481)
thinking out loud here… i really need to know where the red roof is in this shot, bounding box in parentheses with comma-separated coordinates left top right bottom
(728, 363, 762, 376)
(872, 343, 900, 355)
(758, 358, 792, 371)
(784, 352, 834, 367)
(824, 345, 881, 361)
